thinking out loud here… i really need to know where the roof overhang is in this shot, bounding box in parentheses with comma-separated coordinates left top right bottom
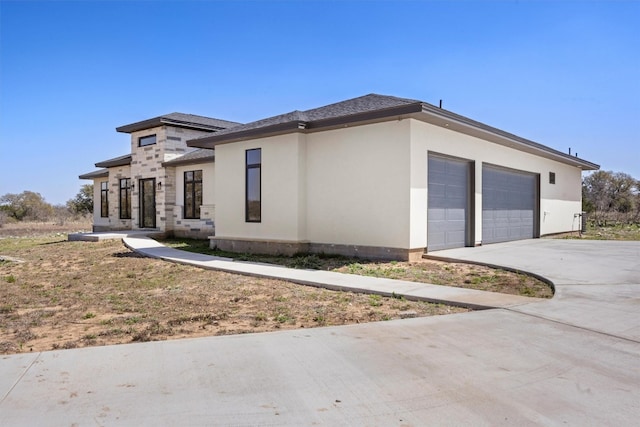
(95, 154, 132, 168)
(187, 103, 424, 148)
(79, 169, 109, 180)
(116, 117, 226, 134)
(162, 153, 215, 167)
(414, 104, 600, 171)
(187, 102, 598, 171)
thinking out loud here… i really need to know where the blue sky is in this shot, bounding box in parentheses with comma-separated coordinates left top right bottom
(1, 0, 638, 205)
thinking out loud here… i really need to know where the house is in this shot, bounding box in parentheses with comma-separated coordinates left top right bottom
(80, 94, 599, 260)
(79, 113, 241, 238)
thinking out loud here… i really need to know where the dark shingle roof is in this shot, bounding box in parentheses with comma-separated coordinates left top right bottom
(190, 94, 421, 141)
(79, 169, 109, 180)
(187, 93, 599, 171)
(116, 113, 242, 133)
(95, 154, 132, 168)
(304, 93, 420, 120)
(162, 149, 215, 167)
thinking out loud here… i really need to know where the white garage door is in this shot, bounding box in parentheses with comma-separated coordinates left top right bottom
(427, 155, 471, 251)
(482, 165, 538, 244)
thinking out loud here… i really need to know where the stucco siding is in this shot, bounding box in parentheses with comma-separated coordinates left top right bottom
(305, 120, 411, 249)
(410, 119, 583, 246)
(214, 133, 307, 242)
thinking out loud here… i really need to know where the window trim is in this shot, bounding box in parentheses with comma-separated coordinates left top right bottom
(245, 148, 261, 223)
(119, 178, 132, 219)
(138, 134, 157, 147)
(549, 172, 556, 185)
(184, 170, 203, 219)
(100, 181, 109, 218)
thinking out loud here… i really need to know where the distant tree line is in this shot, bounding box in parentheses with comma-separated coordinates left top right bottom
(0, 185, 93, 226)
(582, 171, 640, 225)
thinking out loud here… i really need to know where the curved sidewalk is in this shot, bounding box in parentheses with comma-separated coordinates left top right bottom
(122, 235, 543, 310)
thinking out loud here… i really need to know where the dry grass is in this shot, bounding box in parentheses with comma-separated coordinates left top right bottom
(162, 239, 553, 299)
(0, 234, 467, 355)
(0, 219, 92, 238)
(556, 223, 640, 241)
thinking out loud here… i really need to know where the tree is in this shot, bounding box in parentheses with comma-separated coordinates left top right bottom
(67, 184, 94, 215)
(582, 170, 638, 223)
(0, 191, 54, 221)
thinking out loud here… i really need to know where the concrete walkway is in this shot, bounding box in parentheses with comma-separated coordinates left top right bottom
(2, 238, 639, 425)
(121, 235, 540, 310)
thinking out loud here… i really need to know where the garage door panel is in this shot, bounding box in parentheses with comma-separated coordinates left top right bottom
(428, 155, 471, 251)
(446, 208, 466, 221)
(482, 166, 537, 244)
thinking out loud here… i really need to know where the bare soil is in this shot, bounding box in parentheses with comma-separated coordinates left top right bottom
(0, 222, 552, 355)
(0, 233, 466, 355)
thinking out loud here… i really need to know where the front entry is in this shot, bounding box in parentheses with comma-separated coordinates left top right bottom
(139, 178, 156, 229)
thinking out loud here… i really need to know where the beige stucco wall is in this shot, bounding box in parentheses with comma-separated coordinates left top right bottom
(409, 119, 583, 247)
(214, 133, 308, 242)
(305, 120, 411, 248)
(213, 121, 412, 250)
(211, 116, 584, 257)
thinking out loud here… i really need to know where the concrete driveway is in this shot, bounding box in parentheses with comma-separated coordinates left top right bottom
(1, 240, 639, 426)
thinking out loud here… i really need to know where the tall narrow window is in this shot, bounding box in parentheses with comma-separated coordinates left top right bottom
(246, 148, 261, 222)
(184, 170, 203, 219)
(100, 181, 109, 218)
(119, 178, 132, 219)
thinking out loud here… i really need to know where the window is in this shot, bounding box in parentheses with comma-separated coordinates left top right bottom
(100, 181, 109, 218)
(549, 172, 556, 185)
(246, 148, 261, 222)
(119, 178, 132, 219)
(184, 170, 203, 219)
(139, 134, 156, 147)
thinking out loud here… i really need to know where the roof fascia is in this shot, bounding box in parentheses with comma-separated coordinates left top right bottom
(161, 156, 215, 167)
(95, 155, 132, 168)
(186, 99, 598, 171)
(79, 169, 109, 180)
(187, 103, 424, 148)
(416, 105, 599, 170)
(117, 118, 224, 134)
(188, 121, 305, 148)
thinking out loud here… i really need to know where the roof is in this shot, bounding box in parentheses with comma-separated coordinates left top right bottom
(116, 113, 242, 134)
(79, 169, 109, 180)
(187, 93, 599, 171)
(95, 154, 132, 168)
(162, 149, 215, 167)
(189, 94, 420, 141)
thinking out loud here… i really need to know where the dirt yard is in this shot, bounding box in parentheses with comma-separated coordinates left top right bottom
(0, 222, 552, 355)
(0, 234, 469, 355)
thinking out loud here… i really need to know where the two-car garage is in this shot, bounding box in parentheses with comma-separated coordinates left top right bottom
(427, 153, 539, 251)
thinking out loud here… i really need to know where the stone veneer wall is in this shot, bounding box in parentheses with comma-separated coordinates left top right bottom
(129, 125, 215, 232)
(171, 204, 216, 239)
